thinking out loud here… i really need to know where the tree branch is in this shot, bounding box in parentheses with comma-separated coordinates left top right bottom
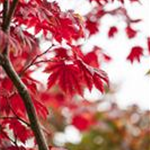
(0, 54, 49, 150)
(0, 0, 49, 149)
(2, 0, 18, 32)
(2, 0, 18, 55)
(2, 0, 9, 28)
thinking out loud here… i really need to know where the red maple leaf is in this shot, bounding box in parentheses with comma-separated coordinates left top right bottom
(45, 61, 83, 96)
(77, 59, 109, 93)
(33, 98, 49, 119)
(72, 112, 95, 131)
(45, 58, 108, 96)
(4, 119, 32, 144)
(85, 19, 99, 35)
(7, 146, 26, 150)
(127, 46, 144, 63)
(83, 48, 99, 68)
(126, 26, 137, 39)
(0, 125, 8, 144)
(108, 26, 118, 38)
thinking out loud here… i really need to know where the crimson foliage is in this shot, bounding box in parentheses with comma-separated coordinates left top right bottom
(0, 0, 149, 150)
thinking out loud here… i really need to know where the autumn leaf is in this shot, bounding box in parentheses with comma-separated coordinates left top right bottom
(45, 61, 83, 96)
(83, 48, 100, 68)
(77, 59, 109, 93)
(127, 46, 144, 63)
(33, 99, 49, 119)
(126, 26, 137, 39)
(108, 26, 118, 38)
(85, 19, 99, 35)
(4, 119, 32, 144)
(7, 146, 26, 150)
(72, 113, 95, 131)
(0, 126, 8, 142)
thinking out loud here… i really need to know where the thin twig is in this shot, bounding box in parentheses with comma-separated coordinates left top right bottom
(33, 59, 56, 65)
(20, 44, 54, 76)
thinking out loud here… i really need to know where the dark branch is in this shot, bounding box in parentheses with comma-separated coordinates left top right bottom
(0, 0, 49, 149)
(0, 54, 49, 150)
(2, 0, 18, 32)
(2, 0, 9, 28)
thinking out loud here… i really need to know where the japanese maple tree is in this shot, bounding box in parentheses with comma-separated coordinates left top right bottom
(0, 0, 149, 150)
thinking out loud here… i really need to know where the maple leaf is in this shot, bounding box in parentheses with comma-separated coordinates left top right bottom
(93, 72, 105, 93)
(93, 69, 109, 93)
(45, 61, 83, 96)
(83, 48, 99, 68)
(10, 94, 26, 117)
(72, 115, 90, 131)
(0, 78, 23, 116)
(76, 59, 109, 93)
(72, 112, 95, 131)
(54, 47, 69, 59)
(85, 19, 99, 35)
(33, 99, 49, 119)
(52, 15, 84, 43)
(108, 26, 118, 38)
(76, 60, 93, 91)
(4, 119, 32, 144)
(126, 26, 137, 39)
(0, 96, 11, 115)
(7, 146, 26, 150)
(127, 46, 144, 63)
(0, 126, 8, 143)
